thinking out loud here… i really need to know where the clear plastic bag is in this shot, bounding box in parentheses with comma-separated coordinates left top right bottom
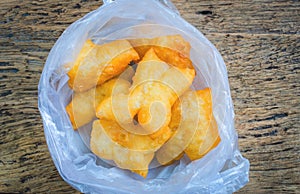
(38, 0, 250, 193)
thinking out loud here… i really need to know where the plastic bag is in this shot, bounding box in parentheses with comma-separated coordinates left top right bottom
(38, 0, 250, 193)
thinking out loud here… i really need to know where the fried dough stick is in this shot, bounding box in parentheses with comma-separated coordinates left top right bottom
(96, 49, 195, 141)
(90, 120, 154, 178)
(66, 78, 130, 129)
(156, 88, 220, 164)
(68, 39, 139, 92)
(93, 48, 195, 177)
(129, 34, 193, 69)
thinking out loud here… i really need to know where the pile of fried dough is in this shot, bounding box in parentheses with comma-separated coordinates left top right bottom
(66, 35, 220, 178)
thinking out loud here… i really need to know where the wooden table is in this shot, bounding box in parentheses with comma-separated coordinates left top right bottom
(1, 0, 299, 193)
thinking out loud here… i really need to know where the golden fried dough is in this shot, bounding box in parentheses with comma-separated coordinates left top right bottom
(130, 49, 195, 135)
(129, 34, 193, 69)
(192, 117, 220, 160)
(97, 96, 173, 151)
(97, 49, 194, 139)
(68, 39, 139, 92)
(184, 89, 220, 160)
(90, 120, 154, 178)
(94, 119, 171, 152)
(66, 78, 130, 129)
(95, 49, 195, 173)
(156, 88, 220, 164)
(66, 35, 220, 177)
(156, 90, 200, 164)
(130, 48, 170, 89)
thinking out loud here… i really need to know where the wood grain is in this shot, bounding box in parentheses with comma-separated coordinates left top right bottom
(207, 33, 300, 193)
(0, 0, 299, 193)
(178, 0, 300, 35)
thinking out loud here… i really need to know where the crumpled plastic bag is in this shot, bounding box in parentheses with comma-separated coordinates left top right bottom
(38, 0, 250, 193)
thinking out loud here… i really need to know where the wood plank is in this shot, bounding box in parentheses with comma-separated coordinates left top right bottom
(0, 0, 299, 193)
(205, 33, 300, 193)
(177, 0, 300, 34)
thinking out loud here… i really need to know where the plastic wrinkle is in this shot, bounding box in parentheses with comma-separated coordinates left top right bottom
(38, 0, 249, 193)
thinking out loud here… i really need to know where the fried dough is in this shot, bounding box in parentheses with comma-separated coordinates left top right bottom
(129, 34, 193, 69)
(68, 39, 139, 92)
(66, 78, 130, 129)
(96, 49, 194, 139)
(156, 88, 220, 164)
(90, 120, 154, 178)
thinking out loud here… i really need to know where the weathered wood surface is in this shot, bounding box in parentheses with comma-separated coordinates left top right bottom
(0, 0, 299, 193)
